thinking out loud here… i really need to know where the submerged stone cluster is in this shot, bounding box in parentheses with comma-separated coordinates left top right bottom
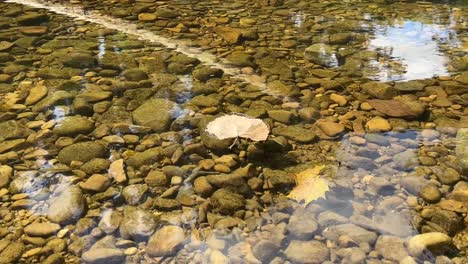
(0, 0, 466, 263)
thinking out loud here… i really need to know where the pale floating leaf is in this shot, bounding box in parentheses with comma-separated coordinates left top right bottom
(205, 114, 270, 141)
(287, 165, 329, 205)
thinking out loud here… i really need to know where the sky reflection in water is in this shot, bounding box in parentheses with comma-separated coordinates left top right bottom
(369, 19, 461, 81)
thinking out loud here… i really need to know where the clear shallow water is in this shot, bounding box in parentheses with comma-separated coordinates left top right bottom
(0, 0, 466, 264)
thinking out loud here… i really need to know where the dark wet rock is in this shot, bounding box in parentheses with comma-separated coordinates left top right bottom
(24, 222, 60, 237)
(252, 240, 280, 263)
(272, 125, 316, 143)
(323, 224, 377, 244)
(430, 209, 464, 235)
(420, 183, 442, 203)
(146, 226, 185, 257)
(0, 121, 31, 140)
(62, 53, 96, 68)
(267, 80, 299, 97)
(408, 232, 454, 256)
(153, 198, 181, 211)
(132, 98, 176, 132)
(375, 235, 408, 261)
(436, 167, 460, 185)
(188, 95, 220, 108)
(169, 53, 199, 66)
(122, 68, 148, 81)
(120, 206, 157, 241)
(193, 67, 223, 82)
(268, 110, 293, 124)
(0, 53, 13, 63)
(394, 80, 426, 92)
(77, 91, 113, 102)
(15, 36, 40, 49)
(263, 168, 295, 190)
(81, 248, 125, 264)
(42, 253, 64, 264)
(304, 43, 337, 67)
(16, 13, 49, 25)
(100, 106, 132, 125)
(115, 40, 144, 50)
(53, 116, 95, 136)
(155, 8, 180, 18)
(200, 131, 233, 152)
(205, 174, 250, 196)
(37, 67, 82, 79)
(58, 142, 107, 165)
(440, 80, 468, 95)
(362, 82, 398, 99)
(145, 170, 169, 187)
(226, 52, 255, 67)
(47, 185, 86, 224)
(210, 189, 245, 215)
(126, 147, 162, 168)
(215, 26, 242, 44)
(368, 99, 425, 118)
(0, 84, 15, 93)
(284, 240, 329, 264)
(81, 159, 110, 175)
(3, 64, 26, 75)
(193, 176, 214, 197)
(448, 181, 468, 203)
(0, 241, 24, 264)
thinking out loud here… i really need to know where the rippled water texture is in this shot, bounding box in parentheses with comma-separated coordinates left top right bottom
(0, 0, 466, 264)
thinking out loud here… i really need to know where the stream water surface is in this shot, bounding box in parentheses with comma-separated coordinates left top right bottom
(0, 0, 466, 263)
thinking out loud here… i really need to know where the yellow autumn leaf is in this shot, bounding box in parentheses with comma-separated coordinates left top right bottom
(287, 165, 329, 205)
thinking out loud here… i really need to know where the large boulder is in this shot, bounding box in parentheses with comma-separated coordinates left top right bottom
(132, 99, 176, 132)
(53, 116, 95, 136)
(58, 142, 107, 165)
(0, 121, 31, 140)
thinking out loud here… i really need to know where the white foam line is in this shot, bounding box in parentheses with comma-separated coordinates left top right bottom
(6, 0, 266, 88)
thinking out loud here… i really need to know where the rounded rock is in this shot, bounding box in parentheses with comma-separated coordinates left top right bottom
(146, 226, 185, 257)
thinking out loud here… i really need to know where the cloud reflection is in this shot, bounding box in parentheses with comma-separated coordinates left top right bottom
(369, 19, 461, 81)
